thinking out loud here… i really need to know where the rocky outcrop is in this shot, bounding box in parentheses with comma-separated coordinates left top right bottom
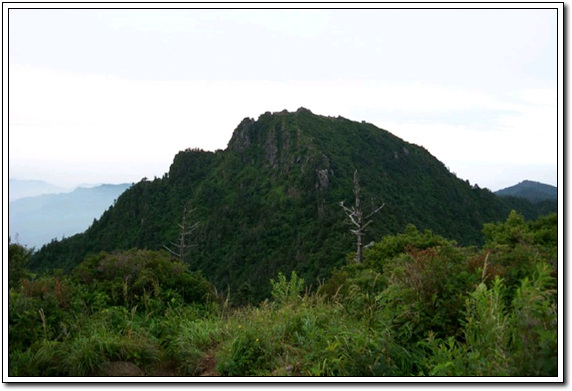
(227, 117, 256, 152)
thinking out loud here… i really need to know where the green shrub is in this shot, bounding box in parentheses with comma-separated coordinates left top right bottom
(363, 224, 453, 272)
(418, 334, 466, 376)
(508, 262, 557, 376)
(8, 242, 32, 290)
(9, 276, 78, 352)
(73, 249, 215, 310)
(270, 271, 305, 306)
(378, 244, 470, 341)
(217, 325, 276, 376)
(463, 278, 510, 376)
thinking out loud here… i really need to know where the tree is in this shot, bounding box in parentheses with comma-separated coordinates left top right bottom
(8, 239, 32, 289)
(164, 202, 199, 263)
(340, 170, 384, 263)
(482, 210, 532, 247)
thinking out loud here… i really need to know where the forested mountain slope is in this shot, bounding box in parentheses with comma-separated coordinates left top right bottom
(29, 108, 556, 301)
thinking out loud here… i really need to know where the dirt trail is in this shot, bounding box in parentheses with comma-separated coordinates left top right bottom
(98, 354, 219, 377)
(199, 354, 218, 376)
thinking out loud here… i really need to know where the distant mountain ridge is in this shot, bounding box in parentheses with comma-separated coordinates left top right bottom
(9, 183, 131, 249)
(8, 179, 69, 202)
(495, 180, 557, 203)
(29, 108, 557, 301)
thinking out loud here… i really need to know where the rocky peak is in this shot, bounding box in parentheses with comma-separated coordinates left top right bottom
(226, 110, 315, 171)
(227, 117, 256, 152)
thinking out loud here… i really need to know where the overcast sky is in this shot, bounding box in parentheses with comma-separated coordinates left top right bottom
(6, 5, 561, 191)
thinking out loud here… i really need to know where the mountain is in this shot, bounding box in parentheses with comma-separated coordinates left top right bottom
(495, 180, 557, 203)
(8, 179, 68, 202)
(9, 183, 131, 249)
(29, 108, 556, 301)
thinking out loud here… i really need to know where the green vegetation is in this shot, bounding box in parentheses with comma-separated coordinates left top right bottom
(9, 211, 558, 377)
(11, 109, 557, 377)
(28, 109, 556, 303)
(495, 180, 557, 203)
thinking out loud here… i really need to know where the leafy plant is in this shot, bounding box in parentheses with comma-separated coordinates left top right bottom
(8, 242, 33, 290)
(508, 262, 557, 376)
(463, 278, 510, 376)
(270, 271, 305, 306)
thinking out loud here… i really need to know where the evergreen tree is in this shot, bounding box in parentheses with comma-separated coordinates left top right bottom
(8, 239, 32, 289)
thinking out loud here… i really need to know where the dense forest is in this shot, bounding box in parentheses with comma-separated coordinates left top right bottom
(9, 211, 558, 376)
(10, 108, 558, 377)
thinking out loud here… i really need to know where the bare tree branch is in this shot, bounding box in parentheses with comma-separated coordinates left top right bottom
(365, 203, 385, 220)
(163, 245, 181, 258)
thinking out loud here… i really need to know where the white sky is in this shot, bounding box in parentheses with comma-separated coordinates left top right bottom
(5, 4, 561, 191)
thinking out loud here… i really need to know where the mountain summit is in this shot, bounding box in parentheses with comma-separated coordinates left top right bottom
(30, 108, 555, 301)
(495, 180, 557, 203)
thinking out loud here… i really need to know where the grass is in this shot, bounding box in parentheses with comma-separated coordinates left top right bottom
(8, 274, 558, 377)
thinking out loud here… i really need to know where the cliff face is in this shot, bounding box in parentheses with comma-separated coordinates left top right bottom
(227, 117, 256, 152)
(228, 109, 323, 173)
(30, 108, 555, 301)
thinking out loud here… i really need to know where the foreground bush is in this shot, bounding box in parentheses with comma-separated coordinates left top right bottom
(8, 212, 558, 377)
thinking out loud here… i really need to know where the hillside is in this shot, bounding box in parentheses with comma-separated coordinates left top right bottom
(495, 180, 557, 203)
(9, 183, 131, 249)
(29, 108, 556, 301)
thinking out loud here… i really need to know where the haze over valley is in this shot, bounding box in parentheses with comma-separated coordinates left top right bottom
(9, 181, 131, 249)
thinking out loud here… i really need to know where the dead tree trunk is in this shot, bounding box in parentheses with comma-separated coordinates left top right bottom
(340, 170, 384, 264)
(164, 202, 199, 263)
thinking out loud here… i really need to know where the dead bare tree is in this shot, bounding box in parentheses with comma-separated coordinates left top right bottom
(164, 202, 199, 263)
(340, 170, 384, 264)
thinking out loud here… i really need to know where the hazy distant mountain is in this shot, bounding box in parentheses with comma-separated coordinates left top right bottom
(9, 183, 131, 249)
(9, 179, 68, 202)
(495, 180, 557, 203)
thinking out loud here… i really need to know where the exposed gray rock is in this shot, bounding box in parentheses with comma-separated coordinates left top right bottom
(227, 117, 255, 152)
(316, 169, 330, 190)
